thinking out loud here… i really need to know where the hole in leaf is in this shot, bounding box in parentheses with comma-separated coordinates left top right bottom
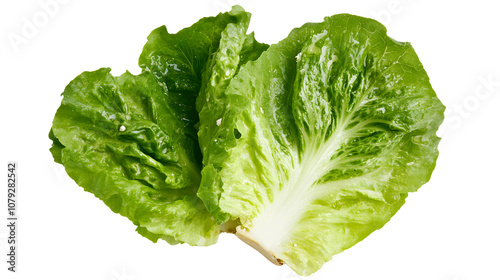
(233, 128, 242, 139)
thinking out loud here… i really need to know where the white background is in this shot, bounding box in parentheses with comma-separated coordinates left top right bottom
(1, 0, 499, 279)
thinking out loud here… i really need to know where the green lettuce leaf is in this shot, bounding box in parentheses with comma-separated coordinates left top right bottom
(197, 14, 445, 275)
(50, 68, 219, 245)
(139, 4, 268, 225)
(50, 6, 267, 246)
(196, 7, 269, 221)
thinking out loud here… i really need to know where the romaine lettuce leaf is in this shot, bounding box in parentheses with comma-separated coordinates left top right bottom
(139, 4, 268, 225)
(49, 6, 267, 246)
(196, 6, 269, 222)
(197, 14, 445, 275)
(50, 68, 219, 245)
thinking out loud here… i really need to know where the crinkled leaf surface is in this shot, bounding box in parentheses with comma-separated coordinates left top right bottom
(49, 6, 264, 246)
(139, 6, 257, 138)
(139, 4, 268, 223)
(197, 14, 445, 275)
(196, 7, 269, 221)
(50, 68, 219, 245)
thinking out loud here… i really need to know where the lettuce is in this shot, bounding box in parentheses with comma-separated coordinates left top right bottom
(197, 14, 444, 275)
(49, 68, 219, 245)
(49, 6, 266, 245)
(50, 6, 444, 276)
